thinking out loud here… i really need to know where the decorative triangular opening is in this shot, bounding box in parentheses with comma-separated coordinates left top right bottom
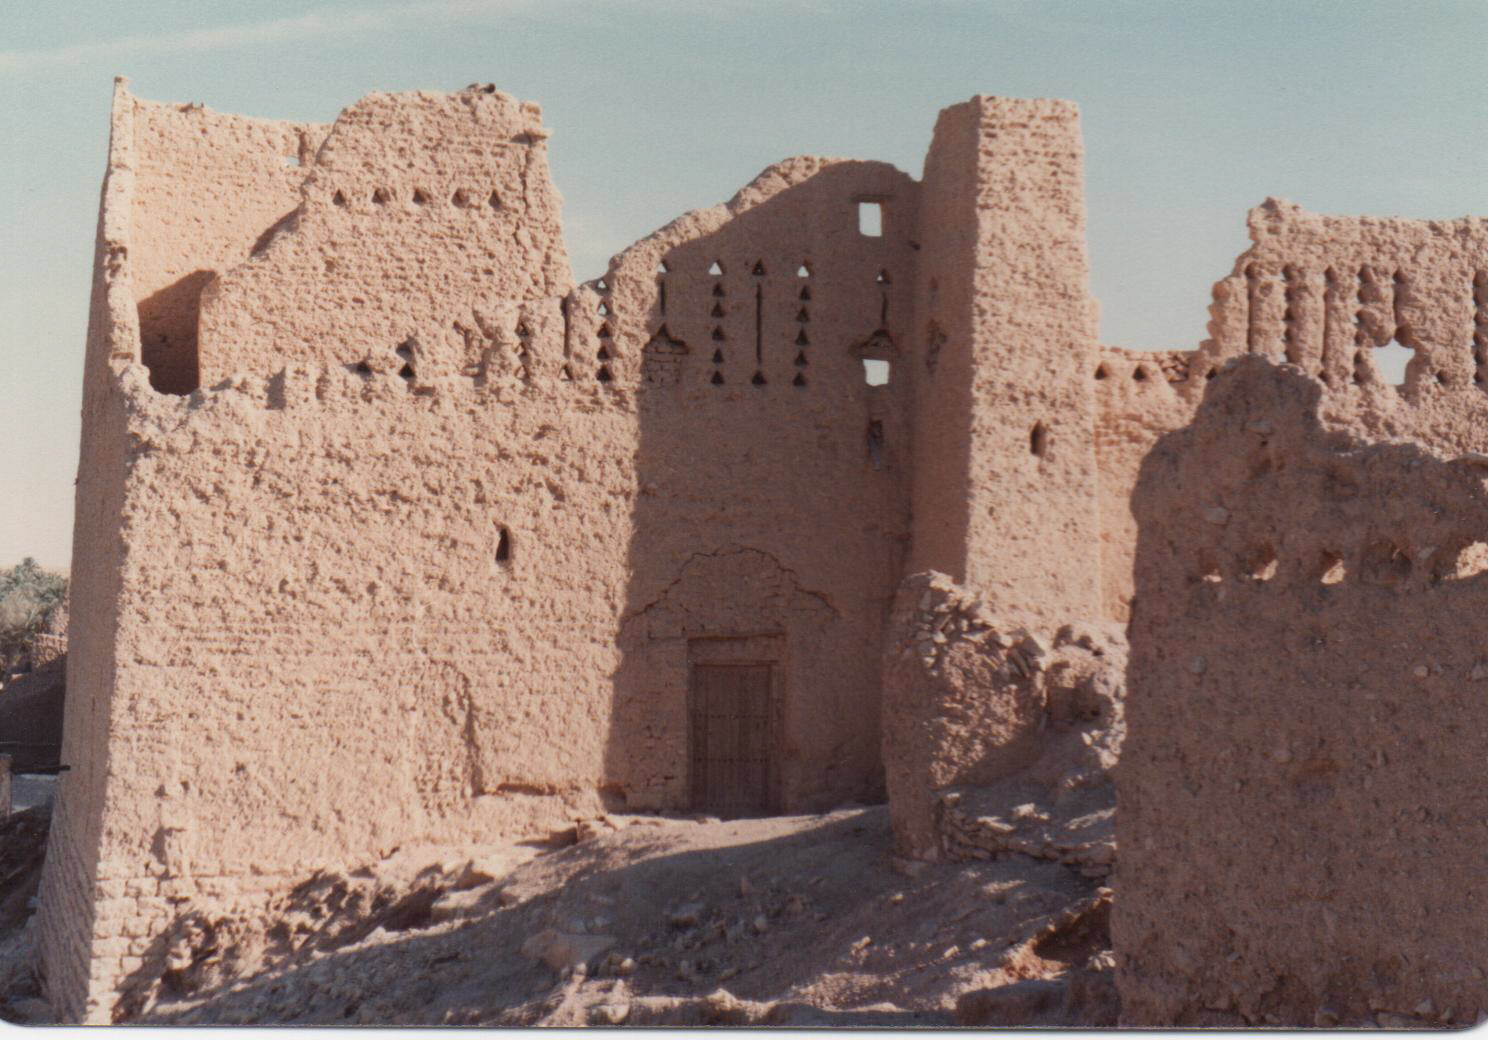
(561, 364, 574, 381)
(597, 323, 613, 339)
(751, 370, 767, 385)
(399, 364, 415, 381)
(712, 327, 725, 341)
(796, 307, 809, 323)
(596, 345, 611, 361)
(799, 286, 811, 301)
(597, 365, 613, 383)
(711, 371, 725, 385)
(876, 269, 891, 285)
(795, 329, 810, 346)
(752, 260, 766, 277)
(708, 261, 724, 276)
(712, 284, 725, 297)
(657, 259, 669, 274)
(711, 302, 725, 318)
(372, 188, 390, 205)
(596, 277, 608, 292)
(711, 349, 725, 364)
(793, 351, 808, 367)
(411, 188, 429, 205)
(797, 264, 811, 278)
(597, 301, 610, 316)
(792, 372, 807, 386)
(488, 191, 502, 210)
(332, 190, 348, 207)
(516, 323, 532, 339)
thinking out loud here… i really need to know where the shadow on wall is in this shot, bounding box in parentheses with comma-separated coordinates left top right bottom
(1117, 355, 1488, 1026)
(137, 269, 216, 395)
(602, 163, 919, 817)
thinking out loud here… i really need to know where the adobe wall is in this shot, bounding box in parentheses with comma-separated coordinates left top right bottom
(1092, 346, 1198, 622)
(196, 87, 571, 388)
(602, 156, 919, 810)
(42, 81, 1022, 1021)
(1116, 357, 1488, 1026)
(908, 97, 1103, 628)
(131, 96, 326, 394)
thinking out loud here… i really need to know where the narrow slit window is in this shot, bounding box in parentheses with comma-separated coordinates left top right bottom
(496, 527, 512, 564)
(1030, 421, 1048, 457)
(867, 420, 885, 469)
(858, 201, 883, 237)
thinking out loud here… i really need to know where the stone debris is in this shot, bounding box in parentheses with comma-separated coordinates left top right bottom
(885, 572, 1125, 874)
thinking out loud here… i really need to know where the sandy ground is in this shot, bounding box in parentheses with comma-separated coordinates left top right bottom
(1, 805, 1116, 1026)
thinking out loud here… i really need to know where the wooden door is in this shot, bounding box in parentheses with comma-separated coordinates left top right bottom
(689, 663, 774, 815)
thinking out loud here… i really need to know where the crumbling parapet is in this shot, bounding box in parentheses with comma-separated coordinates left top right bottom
(882, 573, 1124, 872)
(1117, 356, 1488, 1027)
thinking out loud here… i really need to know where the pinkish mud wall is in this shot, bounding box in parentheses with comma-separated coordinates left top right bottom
(197, 86, 571, 388)
(45, 82, 1070, 1021)
(1116, 357, 1488, 1026)
(131, 96, 325, 394)
(602, 156, 919, 811)
(908, 97, 1102, 628)
(1093, 346, 1198, 622)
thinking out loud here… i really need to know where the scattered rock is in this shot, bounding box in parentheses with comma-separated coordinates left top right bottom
(669, 903, 704, 928)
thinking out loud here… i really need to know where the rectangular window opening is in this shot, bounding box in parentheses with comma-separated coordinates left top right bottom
(857, 201, 883, 237)
(862, 358, 890, 386)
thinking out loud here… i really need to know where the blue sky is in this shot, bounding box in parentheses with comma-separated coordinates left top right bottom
(2, 0, 1485, 570)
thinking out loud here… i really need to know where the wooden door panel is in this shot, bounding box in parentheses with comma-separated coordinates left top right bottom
(691, 663, 773, 814)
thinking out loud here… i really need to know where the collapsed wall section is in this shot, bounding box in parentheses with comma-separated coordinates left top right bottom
(196, 86, 573, 387)
(1116, 356, 1488, 1027)
(910, 97, 1102, 627)
(130, 93, 326, 394)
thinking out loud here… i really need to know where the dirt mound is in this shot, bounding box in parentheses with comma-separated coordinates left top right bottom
(86, 807, 1112, 1026)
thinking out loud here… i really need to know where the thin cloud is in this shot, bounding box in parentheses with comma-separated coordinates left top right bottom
(0, 0, 540, 77)
(0, 0, 767, 77)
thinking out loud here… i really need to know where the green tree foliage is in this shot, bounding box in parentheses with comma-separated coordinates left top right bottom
(0, 558, 67, 674)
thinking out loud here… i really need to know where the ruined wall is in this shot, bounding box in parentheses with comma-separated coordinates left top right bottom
(1092, 346, 1198, 622)
(131, 96, 325, 394)
(39, 82, 975, 1021)
(1092, 201, 1488, 624)
(602, 157, 918, 810)
(909, 97, 1102, 628)
(197, 87, 571, 388)
(1116, 357, 1488, 1027)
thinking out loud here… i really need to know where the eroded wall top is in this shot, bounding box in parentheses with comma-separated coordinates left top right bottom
(196, 85, 572, 387)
